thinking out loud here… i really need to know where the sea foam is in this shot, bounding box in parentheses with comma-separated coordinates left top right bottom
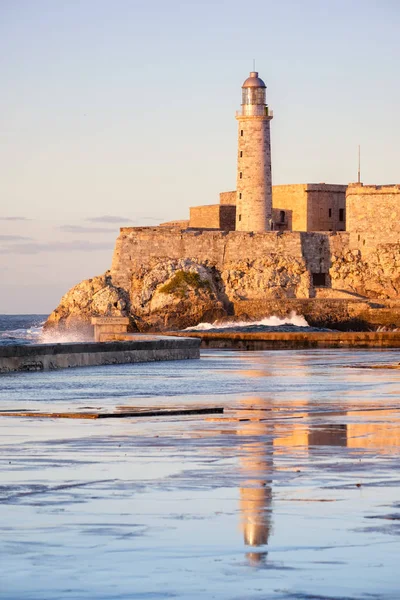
(185, 311, 309, 331)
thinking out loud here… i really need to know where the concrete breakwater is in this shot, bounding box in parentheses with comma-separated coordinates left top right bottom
(0, 337, 200, 374)
(167, 330, 400, 350)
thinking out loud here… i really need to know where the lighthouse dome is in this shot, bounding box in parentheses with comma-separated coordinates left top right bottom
(242, 72, 266, 88)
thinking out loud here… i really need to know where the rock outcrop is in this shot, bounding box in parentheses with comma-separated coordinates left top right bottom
(44, 228, 400, 334)
(330, 243, 400, 299)
(45, 253, 314, 334)
(44, 273, 131, 339)
(44, 260, 228, 335)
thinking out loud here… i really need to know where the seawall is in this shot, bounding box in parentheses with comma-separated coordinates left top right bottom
(167, 331, 400, 350)
(0, 337, 200, 374)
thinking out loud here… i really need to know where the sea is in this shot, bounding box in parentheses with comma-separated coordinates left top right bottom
(1, 314, 400, 599)
(0, 312, 330, 347)
(0, 314, 47, 345)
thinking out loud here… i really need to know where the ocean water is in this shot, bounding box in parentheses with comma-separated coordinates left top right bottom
(1, 336, 400, 598)
(0, 313, 330, 348)
(0, 314, 47, 345)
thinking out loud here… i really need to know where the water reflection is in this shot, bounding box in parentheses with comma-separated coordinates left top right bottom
(235, 396, 400, 564)
(235, 397, 273, 565)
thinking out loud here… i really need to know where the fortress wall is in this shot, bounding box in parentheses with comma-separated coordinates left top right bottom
(110, 226, 400, 301)
(272, 185, 308, 231)
(111, 227, 330, 290)
(189, 205, 221, 229)
(347, 184, 400, 233)
(306, 185, 346, 232)
(220, 191, 237, 206)
(189, 205, 236, 231)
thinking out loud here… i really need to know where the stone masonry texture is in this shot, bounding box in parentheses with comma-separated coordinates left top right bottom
(346, 184, 400, 234)
(236, 116, 272, 231)
(110, 227, 400, 301)
(189, 205, 236, 231)
(218, 184, 346, 232)
(220, 191, 237, 206)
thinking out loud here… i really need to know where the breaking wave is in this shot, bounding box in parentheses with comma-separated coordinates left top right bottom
(0, 315, 47, 345)
(186, 312, 310, 332)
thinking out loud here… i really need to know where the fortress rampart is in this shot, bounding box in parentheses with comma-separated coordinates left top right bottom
(110, 226, 400, 302)
(111, 227, 334, 291)
(346, 184, 400, 234)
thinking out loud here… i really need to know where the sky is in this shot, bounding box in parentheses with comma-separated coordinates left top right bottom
(1, 0, 399, 313)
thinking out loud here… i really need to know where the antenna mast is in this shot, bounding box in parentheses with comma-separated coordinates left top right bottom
(357, 145, 361, 184)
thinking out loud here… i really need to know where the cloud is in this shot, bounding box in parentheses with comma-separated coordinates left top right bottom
(0, 216, 31, 221)
(0, 235, 33, 241)
(85, 215, 134, 224)
(0, 240, 113, 255)
(58, 225, 116, 233)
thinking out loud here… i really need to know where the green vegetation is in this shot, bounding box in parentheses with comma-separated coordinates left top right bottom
(159, 270, 211, 298)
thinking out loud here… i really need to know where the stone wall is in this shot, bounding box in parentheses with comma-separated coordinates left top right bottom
(220, 191, 237, 206)
(271, 184, 346, 232)
(346, 184, 400, 233)
(111, 227, 332, 292)
(272, 185, 308, 231)
(189, 205, 236, 231)
(307, 184, 346, 232)
(159, 220, 189, 228)
(0, 338, 200, 373)
(111, 226, 400, 302)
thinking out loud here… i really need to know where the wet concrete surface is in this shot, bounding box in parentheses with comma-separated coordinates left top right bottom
(1, 349, 400, 599)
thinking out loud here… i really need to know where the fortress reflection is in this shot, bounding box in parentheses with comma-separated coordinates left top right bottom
(235, 393, 400, 564)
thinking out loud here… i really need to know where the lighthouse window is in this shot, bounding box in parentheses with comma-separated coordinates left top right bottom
(240, 130, 243, 136)
(239, 193, 242, 199)
(240, 151, 243, 157)
(239, 172, 242, 179)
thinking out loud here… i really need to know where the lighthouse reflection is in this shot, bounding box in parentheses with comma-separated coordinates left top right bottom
(236, 397, 273, 565)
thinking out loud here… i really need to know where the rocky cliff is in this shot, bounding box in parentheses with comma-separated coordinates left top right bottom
(44, 253, 313, 335)
(44, 229, 400, 336)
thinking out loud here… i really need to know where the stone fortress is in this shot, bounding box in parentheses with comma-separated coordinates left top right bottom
(46, 71, 400, 334)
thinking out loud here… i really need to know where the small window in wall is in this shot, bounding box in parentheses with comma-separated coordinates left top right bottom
(339, 208, 344, 222)
(312, 272, 327, 287)
(240, 130, 243, 136)
(239, 193, 242, 199)
(239, 172, 242, 179)
(280, 210, 285, 223)
(240, 151, 243, 157)
(238, 214, 242, 221)
(328, 208, 332, 218)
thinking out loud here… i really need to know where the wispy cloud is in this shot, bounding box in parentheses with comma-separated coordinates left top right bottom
(0, 240, 113, 255)
(58, 225, 116, 233)
(0, 216, 31, 221)
(85, 215, 134, 224)
(0, 235, 33, 241)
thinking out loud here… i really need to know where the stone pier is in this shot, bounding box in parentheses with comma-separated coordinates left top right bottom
(0, 337, 200, 374)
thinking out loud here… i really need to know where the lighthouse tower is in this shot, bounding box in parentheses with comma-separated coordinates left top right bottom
(235, 71, 273, 232)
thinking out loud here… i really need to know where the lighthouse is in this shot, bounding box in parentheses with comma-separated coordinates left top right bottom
(235, 71, 273, 232)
